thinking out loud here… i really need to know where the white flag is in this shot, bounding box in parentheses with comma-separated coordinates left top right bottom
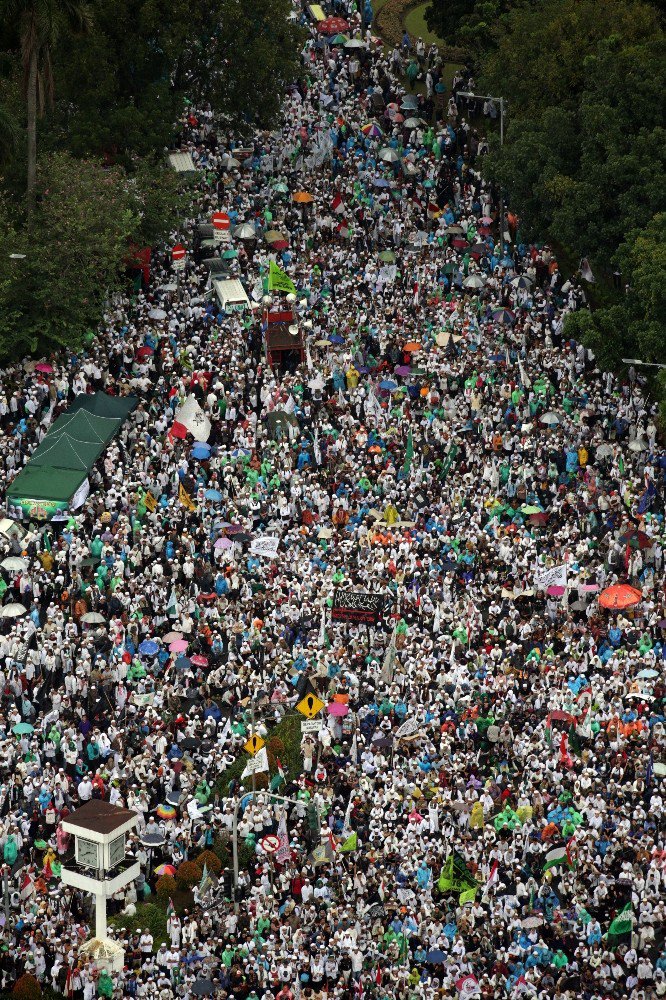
(173, 394, 211, 442)
(276, 810, 292, 864)
(380, 624, 397, 683)
(318, 606, 327, 647)
(218, 717, 231, 748)
(166, 587, 180, 619)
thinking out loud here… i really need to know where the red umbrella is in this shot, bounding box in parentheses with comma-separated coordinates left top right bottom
(318, 16, 350, 34)
(452, 237, 469, 249)
(598, 584, 642, 610)
(271, 240, 289, 251)
(190, 654, 208, 666)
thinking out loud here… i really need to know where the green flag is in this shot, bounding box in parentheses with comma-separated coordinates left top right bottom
(438, 856, 454, 892)
(268, 260, 297, 295)
(339, 832, 357, 853)
(459, 886, 477, 906)
(607, 903, 633, 943)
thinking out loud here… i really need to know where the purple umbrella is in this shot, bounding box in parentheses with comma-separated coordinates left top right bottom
(395, 365, 411, 376)
(215, 537, 233, 550)
(225, 524, 244, 535)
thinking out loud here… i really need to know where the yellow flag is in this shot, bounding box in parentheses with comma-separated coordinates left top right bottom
(178, 482, 197, 512)
(144, 491, 157, 512)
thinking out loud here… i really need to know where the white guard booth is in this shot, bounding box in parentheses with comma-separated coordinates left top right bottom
(61, 801, 140, 971)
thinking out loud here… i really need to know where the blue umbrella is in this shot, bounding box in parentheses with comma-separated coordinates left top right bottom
(204, 489, 222, 501)
(139, 640, 159, 655)
(328, 335, 345, 344)
(373, 177, 391, 188)
(175, 656, 192, 669)
(192, 446, 210, 460)
(426, 950, 446, 964)
(230, 448, 251, 458)
(379, 380, 397, 390)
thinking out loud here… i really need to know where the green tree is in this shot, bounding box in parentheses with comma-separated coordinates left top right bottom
(0, 152, 138, 358)
(47, 0, 303, 158)
(7, 0, 92, 217)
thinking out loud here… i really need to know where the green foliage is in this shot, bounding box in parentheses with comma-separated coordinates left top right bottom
(194, 848, 222, 875)
(155, 873, 177, 900)
(110, 900, 168, 949)
(44, 0, 303, 156)
(565, 214, 666, 419)
(480, 0, 665, 263)
(174, 860, 201, 890)
(215, 712, 303, 796)
(425, 0, 515, 52)
(0, 152, 138, 358)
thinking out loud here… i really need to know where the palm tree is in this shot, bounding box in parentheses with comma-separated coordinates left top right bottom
(10, 0, 92, 219)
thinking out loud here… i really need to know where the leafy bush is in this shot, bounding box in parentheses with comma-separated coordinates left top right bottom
(110, 901, 167, 949)
(155, 874, 177, 900)
(267, 736, 285, 755)
(12, 977, 41, 1000)
(194, 849, 222, 875)
(175, 860, 201, 890)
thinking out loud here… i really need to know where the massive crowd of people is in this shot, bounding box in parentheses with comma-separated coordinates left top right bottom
(0, 2, 664, 999)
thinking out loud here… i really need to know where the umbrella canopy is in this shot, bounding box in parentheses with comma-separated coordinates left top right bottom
(403, 341, 421, 352)
(401, 95, 419, 110)
(511, 275, 533, 289)
(190, 654, 209, 667)
(628, 438, 648, 452)
(317, 16, 350, 34)
(598, 584, 643, 610)
(148, 308, 167, 320)
(233, 222, 256, 240)
(221, 248, 237, 259)
(403, 116, 426, 128)
(378, 147, 401, 163)
(329, 32, 349, 44)
(1, 556, 27, 572)
(155, 863, 177, 876)
(139, 640, 159, 656)
(327, 702, 349, 717)
(463, 275, 485, 289)
(169, 639, 189, 652)
(344, 37, 367, 48)
(264, 230, 288, 243)
(618, 528, 652, 550)
(426, 950, 446, 964)
(163, 631, 183, 643)
(293, 191, 314, 203)
(492, 308, 515, 323)
(204, 488, 222, 501)
(378, 249, 395, 263)
(34, 362, 54, 373)
(81, 611, 106, 624)
(540, 412, 560, 426)
(156, 804, 177, 820)
(0, 603, 28, 618)
(361, 123, 383, 138)
(637, 668, 659, 679)
(13, 722, 34, 735)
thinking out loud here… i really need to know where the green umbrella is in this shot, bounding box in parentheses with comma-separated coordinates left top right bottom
(378, 250, 395, 263)
(13, 722, 34, 735)
(272, 182, 289, 194)
(222, 248, 238, 259)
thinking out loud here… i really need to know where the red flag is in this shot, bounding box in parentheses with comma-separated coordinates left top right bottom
(330, 194, 345, 214)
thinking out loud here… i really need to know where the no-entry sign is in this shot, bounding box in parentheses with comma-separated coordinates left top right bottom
(212, 211, 231, 244)
(171, 244, 186, 270)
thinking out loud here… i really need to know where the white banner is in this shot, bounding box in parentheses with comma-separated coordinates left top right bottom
(395, 716, 420, 739)
(301, 719, 323, 734)
(250, 535, 280, 559)
(70, 477, 90, 511)
(534, 564, 567, 591)
(241, 746, 269, 778)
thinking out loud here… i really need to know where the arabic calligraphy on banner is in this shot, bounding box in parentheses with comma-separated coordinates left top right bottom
(332, 590, 385, 625)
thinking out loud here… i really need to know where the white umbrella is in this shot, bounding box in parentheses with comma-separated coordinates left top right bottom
(148, 308, 167, 320)
(0, 603, 27, 618)
(540, 412, 560, 426)
(234, 223, 256, 240)
(403, 117, 426, 128)
(81, 611, 106, 624)
(344, 38, 367, 48)
(378, 148, 401, 163)
(629, 439, 648, 452)
(463, 275, 485, 289)
(1, 557, 27, 572)
(595, 443, 613, 458)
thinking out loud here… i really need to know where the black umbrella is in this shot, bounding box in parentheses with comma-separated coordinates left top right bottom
(191, 980, 214, 996)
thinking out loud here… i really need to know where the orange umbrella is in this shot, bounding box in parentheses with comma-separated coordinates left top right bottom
(293, 191, 314, 203)
(404, 341, 421, 352)
(598, 584, 642, 610)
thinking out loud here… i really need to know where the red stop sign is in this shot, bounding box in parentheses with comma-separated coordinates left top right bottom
(171, 244, 186, 261)
(212, 211, 230, 231)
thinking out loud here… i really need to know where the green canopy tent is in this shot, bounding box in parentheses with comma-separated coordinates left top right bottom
(6, 392, 137, 520)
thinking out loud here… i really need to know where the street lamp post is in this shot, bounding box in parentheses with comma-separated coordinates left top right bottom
(456, 91, 506, 251)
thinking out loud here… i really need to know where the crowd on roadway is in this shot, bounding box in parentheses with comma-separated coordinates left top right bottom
(0, 2, 664, 999)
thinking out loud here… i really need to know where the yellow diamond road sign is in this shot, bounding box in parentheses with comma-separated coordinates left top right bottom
(296, 694, 325, 719)
(244, 734, 265, 756)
